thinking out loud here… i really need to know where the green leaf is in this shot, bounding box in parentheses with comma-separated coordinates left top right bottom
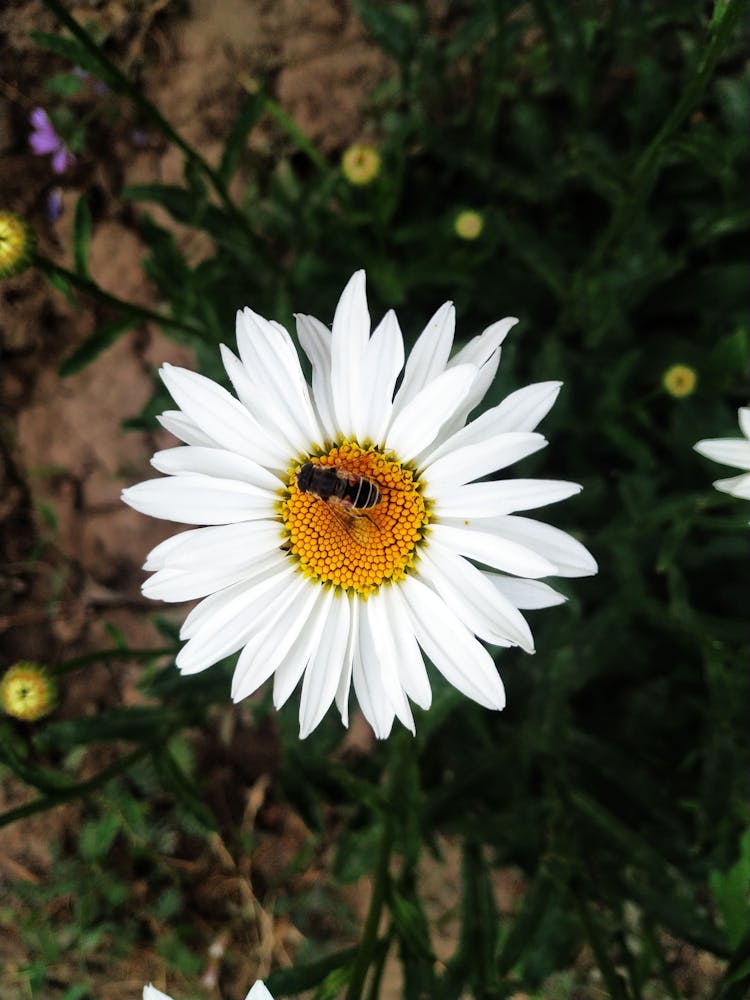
(36, 707, 186, 750)
(264, 946, 357, 993)
(72, 195, 92, 278)
(30, 29, 107, 78)
(58, 316, 136, 376)
(123, 183, 202, 223)
(497, 861, 567, 975)
(262, 96, 326, 169)
(46, 268, 75, 305)
(79, 810, 121, 861)
(715, 930, 750, 1000)
(46, 72, 84, 96)
(154, 747, 217, 832)
(352, 1, 418, 65)
(710, 829, 750, 948)
(219, 89, 267, 183)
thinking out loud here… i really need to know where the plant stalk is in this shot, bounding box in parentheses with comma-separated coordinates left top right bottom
(346, 733, 411, 999)
(34, 254, 212, 341)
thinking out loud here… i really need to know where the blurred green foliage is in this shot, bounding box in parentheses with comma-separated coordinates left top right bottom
(3, 0, 750, 997)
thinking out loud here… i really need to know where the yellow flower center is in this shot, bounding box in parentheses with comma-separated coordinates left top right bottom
(0, 662, 56, 721)
(663, 363, 697, 398)
(0, 211, 34, 277)
(341, 144, 381, 186)
(454, 210, 484, 240)
(282, 442, 429, 594)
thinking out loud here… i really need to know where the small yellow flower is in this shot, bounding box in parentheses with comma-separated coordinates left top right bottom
(663, 364, 697, 398)
(454, 209, 484, 240)
(0, 211, 35, 279)
(0, 662, 57, 721)
(341, 144, 381, 186)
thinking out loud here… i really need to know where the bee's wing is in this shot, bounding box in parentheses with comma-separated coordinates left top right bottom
(326, 498, 380, 548)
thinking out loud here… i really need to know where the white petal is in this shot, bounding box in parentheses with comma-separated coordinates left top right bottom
(335, 595, 358, 726)
(739, 407, 750, 441)
(386, 364, 477, 462)
(160, 363, 287, 469)
(151, 446, 284, 491)
(295, 313, 337, 441)
(694, 437, 750, 471)
(144, 520, 284, 571)
(392, 302, 454, 415)
(432, 318, 518, 445)
(143, 550, 283, 603)
(433, 349, 501, 449)
(144, 988, 172, 1000)
(421, 432, 547, 490)
(423, 382, 562, 467)
(419, 545, 534, 650)
(330, 270, 370, 437)
(232, 309, 323, 450)
(178, 566, 288, 640)
(449, 317, 518, 368)
(272, 588, 336, 710)
(299, 595, 351, 737)
(220, 345, 298, 455)
(245, 985, 274, 1000)
(713, 473, 750, 498)
(180, 578, 259, 640)
(176, 564, 295, 673)
(122, 475, 276, 525)
(400, 575, 506, 710)
(433, 479, 581, 518)
(467, 514, 598, 577)
(483, 573, 567, 609)
(353, 613, 396, 739)
(382, 585, 432, 709)
(230, 575, 320, 702)
(358, 309, 404, 446)
(428, 522, 557, 578)
(363, 594, 416, 731)
(157, 410, 218, 448)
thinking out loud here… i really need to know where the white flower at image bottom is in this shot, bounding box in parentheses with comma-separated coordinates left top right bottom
(144, 982, 272, 1000)
(695, 407, 750, 504)
(122, 272, 597, 738)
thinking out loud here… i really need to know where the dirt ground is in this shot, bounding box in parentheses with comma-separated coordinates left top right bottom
(0, 1, 399, 996)
(1, 2, 519, 998)
(0, 4, 726, 999)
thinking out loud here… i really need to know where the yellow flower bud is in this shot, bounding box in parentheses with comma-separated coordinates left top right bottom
(662, 364, 697, 398)
(454, 209, 484, 240)
(341, 144, 381, 186)
(0, 211, 35, 278)
(1, 662, 57, 721)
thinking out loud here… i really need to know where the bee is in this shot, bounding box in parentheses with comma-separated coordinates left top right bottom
(296, 463, 382, 545)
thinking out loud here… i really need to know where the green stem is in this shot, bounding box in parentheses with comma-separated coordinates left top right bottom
(573, 890, 632, 1000)
(54, 646, 177, 676)
(34, 254, 211, 341)
(588, 0, 747, 270)
(346, 734, 411, 999)
(42, 3, 223, 201)
(0, 740, 155, 829)
(40, 0, 261, 245)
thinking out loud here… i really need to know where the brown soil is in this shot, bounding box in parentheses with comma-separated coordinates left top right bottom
(0, 4, 722, 998)
(0, 2, 399, 997)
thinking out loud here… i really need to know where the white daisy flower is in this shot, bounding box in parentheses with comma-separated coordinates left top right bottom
(144, 982, 272, 1000)
(695, 407, 750, 503)
(123, 272, 597, 739)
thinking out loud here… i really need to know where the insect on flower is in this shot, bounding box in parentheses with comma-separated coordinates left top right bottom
(123, 271, 597, 738)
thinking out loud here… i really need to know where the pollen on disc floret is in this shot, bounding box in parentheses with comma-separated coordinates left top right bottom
(282, 442, 429, 595)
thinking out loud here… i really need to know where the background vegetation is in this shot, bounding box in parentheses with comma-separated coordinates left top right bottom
(2, 0, 750, 997)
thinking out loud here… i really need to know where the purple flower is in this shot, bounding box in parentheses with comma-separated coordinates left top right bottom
(29, 108, 75, 175)
(47, 187, 63, 222)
